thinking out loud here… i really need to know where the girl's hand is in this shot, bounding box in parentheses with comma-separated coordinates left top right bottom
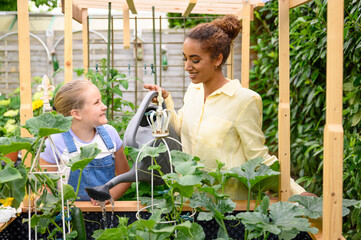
(144, 84, 169, 100)
(91, 198, 110, 206)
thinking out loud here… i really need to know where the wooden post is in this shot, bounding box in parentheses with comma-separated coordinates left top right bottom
(278, 0, 291, 202)
(183, 0, 197, 17)
(17, 0, 33, 167)
(227, 45, 234, 80)
(82, 8, 88, 75)
(64, 0, 72, 82)
(241, 2, 251, 88)
(123, 3, 130, 49)
(323, 0, 344, 239)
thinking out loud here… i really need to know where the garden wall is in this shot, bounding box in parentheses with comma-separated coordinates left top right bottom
(0, 13, 253, 111)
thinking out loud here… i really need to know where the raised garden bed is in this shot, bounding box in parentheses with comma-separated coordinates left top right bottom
(0, 201, 317, 240)
(0, 211, 314, 240)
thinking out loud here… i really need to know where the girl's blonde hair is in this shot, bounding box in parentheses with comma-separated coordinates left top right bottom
(54, 79, 94, 116)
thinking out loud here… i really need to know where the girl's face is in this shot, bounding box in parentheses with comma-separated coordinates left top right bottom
(77, 84, 108, 127)
(182, 38, 221, 84)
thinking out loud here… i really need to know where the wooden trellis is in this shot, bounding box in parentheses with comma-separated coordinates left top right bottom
(16, 0, 345, 239)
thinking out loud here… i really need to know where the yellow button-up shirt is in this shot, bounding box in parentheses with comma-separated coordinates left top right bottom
(165, 79, 305, 200)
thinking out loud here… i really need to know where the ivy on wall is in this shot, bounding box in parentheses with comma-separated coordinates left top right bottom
(250, 0, 361, 238)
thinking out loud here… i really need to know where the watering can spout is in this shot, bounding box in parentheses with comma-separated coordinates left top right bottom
(85, 155, 169, 201)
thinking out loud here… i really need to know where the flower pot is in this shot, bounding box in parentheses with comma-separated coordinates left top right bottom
(4, 151, 19, 162)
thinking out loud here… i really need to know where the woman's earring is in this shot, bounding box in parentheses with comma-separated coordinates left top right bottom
(214, 66, 218, 70)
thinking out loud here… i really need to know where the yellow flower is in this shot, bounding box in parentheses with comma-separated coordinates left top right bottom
(0, 198, 14, 207)
(32, 99, 44, 111)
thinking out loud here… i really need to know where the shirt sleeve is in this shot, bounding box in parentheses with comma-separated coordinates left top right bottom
(165, 93, 184, 137)
(104, 124, 123, 151)
(236, 94, 277, 165)
(236, 94, 306, 196)
(39, 134, 65, 164)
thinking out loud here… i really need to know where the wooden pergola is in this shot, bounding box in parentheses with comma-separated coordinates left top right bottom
(16, 0, 344, 239)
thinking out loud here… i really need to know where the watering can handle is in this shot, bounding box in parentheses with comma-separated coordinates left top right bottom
(123, 91, 158, 148)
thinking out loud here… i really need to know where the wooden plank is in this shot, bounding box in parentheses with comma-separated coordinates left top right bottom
(61, 0, 82, 23)
(123, 3, 131, 49)
(72, 199, 279, 212)
(183, 0, 197, 17)
(278, 0, 291, 202)
(126, 0, 137, 14)
(323, 0, 344, 239)
(82, 8, 88, 74)
(241, 2, 250, 88)
(227, 45, 234, 80)
(64, 0, 73, 83)
(289, 0, 312, 9)
(17, 0, 33, 168)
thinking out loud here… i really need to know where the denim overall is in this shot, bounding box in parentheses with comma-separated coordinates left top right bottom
(62, 125, 116, 200)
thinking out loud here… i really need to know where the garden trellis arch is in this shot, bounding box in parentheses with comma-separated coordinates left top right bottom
(16, 0, 344, 239)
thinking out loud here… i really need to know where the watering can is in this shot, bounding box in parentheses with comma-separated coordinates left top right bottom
(85, 91, 181, 201)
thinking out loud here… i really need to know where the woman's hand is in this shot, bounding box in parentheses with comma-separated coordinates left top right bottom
(300, 191, 318, 197)
(144, 84, 169, 100)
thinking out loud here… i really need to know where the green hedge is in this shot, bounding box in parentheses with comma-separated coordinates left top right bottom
(250, 0, 361, 238)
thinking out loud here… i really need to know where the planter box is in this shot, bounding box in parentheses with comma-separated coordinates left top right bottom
(0, 200, 315, 240)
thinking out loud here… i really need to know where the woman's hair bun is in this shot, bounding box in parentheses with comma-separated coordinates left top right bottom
(212, 15, 242, 40)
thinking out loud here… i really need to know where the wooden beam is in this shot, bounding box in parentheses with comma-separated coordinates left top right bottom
(290, 0, 312, 9)
(241, 2, 250, 88)
(123, 3, 131, 49)
(61, 0, 82, 23)
(227, 45, 234, 80)
(183, 0, 197, 17)
(64, 0, 73, 82)
(323, 0, 344, 239)
(126, 0, 137, 14)
(82, 8, 88, 74)
(17, 0, 33, 167)
(71, 199, 279, 212)
(278, 0, 291, 202)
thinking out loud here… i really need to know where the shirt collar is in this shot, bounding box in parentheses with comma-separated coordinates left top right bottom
(190, 79, 241, 97)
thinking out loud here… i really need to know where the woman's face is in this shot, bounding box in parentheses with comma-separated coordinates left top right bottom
(77, 84, 108, 127)
(182, 38, 220, 84)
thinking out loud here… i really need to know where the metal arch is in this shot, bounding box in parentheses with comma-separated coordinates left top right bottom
(53, 29, 107, 50)
(0, 31, 52, 62)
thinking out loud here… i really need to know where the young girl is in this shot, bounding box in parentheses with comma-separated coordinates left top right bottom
(40, 80, 131, 204)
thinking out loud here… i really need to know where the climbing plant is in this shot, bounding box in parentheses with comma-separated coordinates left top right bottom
(250, 0, 361, 238)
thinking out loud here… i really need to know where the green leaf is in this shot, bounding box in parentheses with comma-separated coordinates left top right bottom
(24, 112, 72, 137)
(176, 222, 205, 240)
(134, 143, 168, 162)
(63, 184, 77, 201)
(0, 165, 22, 183)
(289, 195, 361, 218)
(198, 212, 214, 221)
(237, 197, 318, 240)
(67, 143, 101, 171)
(0, 137, 34, 155)
(228, 157, 280, 190)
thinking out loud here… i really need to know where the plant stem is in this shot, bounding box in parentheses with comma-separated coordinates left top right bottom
(71, 169, 83, 205)
(49, 217, 63, 235)
(247, 187, 251, 212)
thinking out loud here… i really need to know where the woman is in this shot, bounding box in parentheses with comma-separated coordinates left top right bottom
(144, 15, 308, 200)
